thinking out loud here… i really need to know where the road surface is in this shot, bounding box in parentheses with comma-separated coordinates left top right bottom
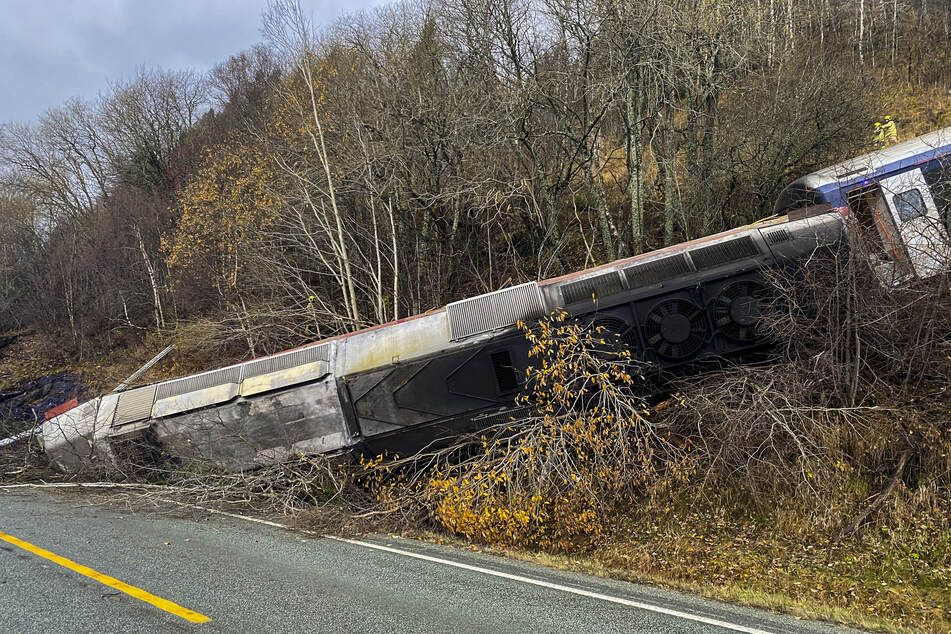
(0, 488, 860, 633)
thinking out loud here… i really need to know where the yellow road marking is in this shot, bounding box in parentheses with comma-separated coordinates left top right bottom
(0, 529, 209, 624)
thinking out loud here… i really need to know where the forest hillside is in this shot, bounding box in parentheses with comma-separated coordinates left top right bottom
(2, 0, 949, 370)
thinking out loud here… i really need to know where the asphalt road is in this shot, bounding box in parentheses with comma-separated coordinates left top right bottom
(0, 488, 861, 634)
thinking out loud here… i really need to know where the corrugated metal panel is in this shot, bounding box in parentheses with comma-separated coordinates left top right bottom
(689, 235, 760, 269)
(560, 271, 624, 305)
(240, 343, 331, 379)
(764, 228, 793, 244)
(113, 385, 157, 426)
(622, 254, 692, 289)
(446, 282, 544, 341)
(155, 366, 242, 401)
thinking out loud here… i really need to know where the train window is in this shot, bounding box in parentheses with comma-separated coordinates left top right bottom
(774, 183, 819, 214)
(893, 189, 926, 222)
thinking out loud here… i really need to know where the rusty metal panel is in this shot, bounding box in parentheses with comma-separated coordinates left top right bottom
(240, 343, 331, 380)
(446, 282, 544, 341)
(335, 312, 453, 377)
(113, 385, 157, 426)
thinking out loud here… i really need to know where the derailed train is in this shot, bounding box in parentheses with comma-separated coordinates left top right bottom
(42, 128, 951, 472)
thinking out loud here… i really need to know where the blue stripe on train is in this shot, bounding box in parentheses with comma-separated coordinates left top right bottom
(814, 144, 951, 206)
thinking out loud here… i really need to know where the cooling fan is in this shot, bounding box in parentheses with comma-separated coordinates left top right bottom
(644, 298, 707, 359)
(581, 314, 640, 355)
(713, 280, 769, 343)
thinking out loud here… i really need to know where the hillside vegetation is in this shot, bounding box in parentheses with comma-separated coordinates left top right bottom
(2, 1, 951, 632)
(2, 0, 950, 363)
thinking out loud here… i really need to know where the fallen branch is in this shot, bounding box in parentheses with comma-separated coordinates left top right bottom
(0, 482, 198, 493)
(834, 448, 911, 543)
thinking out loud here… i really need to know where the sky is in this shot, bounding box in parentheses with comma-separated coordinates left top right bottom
(0, 0, 383, 125)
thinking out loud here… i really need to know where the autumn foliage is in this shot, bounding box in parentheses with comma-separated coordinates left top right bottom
(364, 311, 692, 549)
(165, 142, 278, 289)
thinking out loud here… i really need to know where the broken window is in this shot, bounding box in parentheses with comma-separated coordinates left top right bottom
(893, 188, 927, 222)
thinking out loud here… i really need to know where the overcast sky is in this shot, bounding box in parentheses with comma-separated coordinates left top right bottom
(0, 0, 384, 125)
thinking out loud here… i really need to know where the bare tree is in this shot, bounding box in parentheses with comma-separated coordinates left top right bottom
(264, 0, 361, 325)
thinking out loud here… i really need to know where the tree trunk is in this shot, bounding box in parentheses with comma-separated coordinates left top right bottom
(134, 224, 165, 329)
(299, 59, 360, 325)
(386, 196, 399, 322)
(653, 106, 681, 246)
(587, 141, 617, 262)
(859, 0, 866, 66)
(625, 83, 646, 255)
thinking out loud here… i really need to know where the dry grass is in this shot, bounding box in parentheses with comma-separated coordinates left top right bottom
(0, 330, 72, 391)
(406, 477, 950, 633)
(0, 320, 252, 397)
(876, 74, 951, 139)
(590, 490, 949, 632)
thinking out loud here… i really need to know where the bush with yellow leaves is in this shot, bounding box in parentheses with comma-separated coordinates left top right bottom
(367, 310, 692, 550)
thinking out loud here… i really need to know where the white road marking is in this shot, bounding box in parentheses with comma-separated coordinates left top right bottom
(328, 536, 776, 634)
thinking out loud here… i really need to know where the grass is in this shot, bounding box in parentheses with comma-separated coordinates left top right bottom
(877, 74, 951, 139)
(433, 540, 908, 633)
(397, 479, 951, 634)
(0, 324, 249, 396)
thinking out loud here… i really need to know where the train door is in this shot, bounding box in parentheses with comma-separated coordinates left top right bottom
(847, 184, 912, 283)
(876, 169, 951, 278)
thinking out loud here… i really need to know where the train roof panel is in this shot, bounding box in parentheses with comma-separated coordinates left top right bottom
(797, 126, 951, 192)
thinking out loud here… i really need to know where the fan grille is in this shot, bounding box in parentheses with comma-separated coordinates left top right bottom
(713, 280, 769, 343)
(644, 298, 707, 359)
(577, 315, 639, 356)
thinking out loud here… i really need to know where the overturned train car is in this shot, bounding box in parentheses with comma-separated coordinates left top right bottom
(43, 128, 951, 472)
(38, 210, 847, 472)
